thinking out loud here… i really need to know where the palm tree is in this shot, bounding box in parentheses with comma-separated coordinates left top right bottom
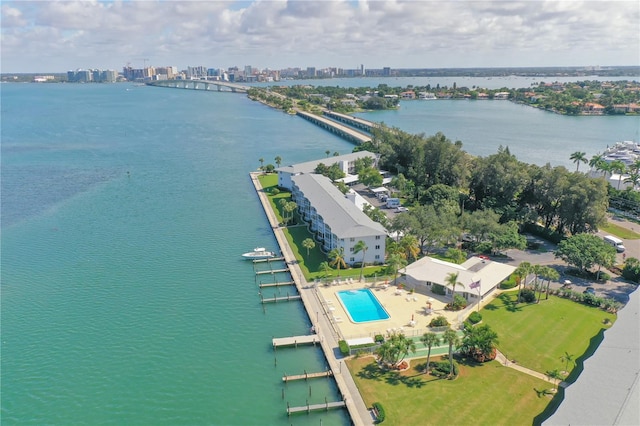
(386, 253, 407, 285)
(258, 157, 264, 171)
(302, 238, 315, 257)
(325, 150, 330, 158)
(376, 332, 416, 368)
(333, 151, 340, 157)
(399, 234, 420, 262)
(283, 201, 297, 225)
(610, 159, 626, 189)
(278, 198, 287, 222)
(546, 368, 563, 392)
(589, 153, 603, 173)
(329, 247, 347, 277)
(570, 151, 587, 172)
(445, 272, 463, 302)
(560, 352, 575, 375)
(442, 328, 460, 379)
(353, 240, 368, 281)
(514, 261, 532, 303)
(274, 156, 282, 167)
(420, 332, 441, 373)
(624, 171, 640, 190)
(460, 323, 499, 362)
(543, 266, 560, 300)
(319, 261, 331, 278)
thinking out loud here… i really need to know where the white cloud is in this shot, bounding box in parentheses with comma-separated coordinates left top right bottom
(1, 0, 638, 72)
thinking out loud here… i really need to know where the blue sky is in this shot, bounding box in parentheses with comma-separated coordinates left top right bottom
(1, 0, 638, 73)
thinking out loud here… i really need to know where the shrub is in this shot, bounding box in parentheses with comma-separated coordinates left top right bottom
(338, 340, 350, 356)
(431, 284, 446, 295)
(500, 274, 518, 289)
(595, 272, 611, 282)
(372, 402, 385, 423)
(520, 288, 536, 303)
(431, 360, 459, 378)
(429, 315, 449, 327)
(270, 188, 280, 196)
(446, 294, 468, 311)
(374, 334, 385, 343)
(522, 222, 564, 244)
(467, 311, 482, 324)
(622, 257, 640, 283)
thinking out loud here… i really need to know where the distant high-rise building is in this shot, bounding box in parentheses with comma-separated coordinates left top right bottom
(383, 67, 391, 77)
(307, 67, 316, 77)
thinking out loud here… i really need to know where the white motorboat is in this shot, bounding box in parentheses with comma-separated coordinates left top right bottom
(242, 247, 276, 260)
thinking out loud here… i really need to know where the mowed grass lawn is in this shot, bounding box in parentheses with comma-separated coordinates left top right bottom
(347, 356, 551, 426)
(482, 292, 616, 375)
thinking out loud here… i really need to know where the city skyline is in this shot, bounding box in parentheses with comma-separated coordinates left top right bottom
(1, 0, 639, 73)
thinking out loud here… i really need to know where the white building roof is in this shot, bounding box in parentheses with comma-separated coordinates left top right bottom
(292, 174, 386, 239)
(544, 288, 640, 426)
(404, 256, 516, 295)
(277, 151, 377, 175)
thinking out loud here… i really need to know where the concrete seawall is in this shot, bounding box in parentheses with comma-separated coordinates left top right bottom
(249, 172, 374, 426)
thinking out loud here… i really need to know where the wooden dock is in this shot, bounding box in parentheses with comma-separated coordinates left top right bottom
(256, 268, 289, 275)
(283, 370, 333, 382)
(253, 256, 285, 263)
(258, 281, 295, 288)
(261, 294, 301, 304)
(287, 399, 346, 415)
(273, 334, 319, 348)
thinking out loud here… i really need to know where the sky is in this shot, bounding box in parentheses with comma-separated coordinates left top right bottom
(1, 0, 639, 73)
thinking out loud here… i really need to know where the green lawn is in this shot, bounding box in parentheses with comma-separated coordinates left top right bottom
(600, 221, 640, 239)
(347, 355, 552, 426)
(481, 293, 616, 375)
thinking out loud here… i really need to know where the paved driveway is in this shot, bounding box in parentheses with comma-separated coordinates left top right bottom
(500, 229, 637, 304)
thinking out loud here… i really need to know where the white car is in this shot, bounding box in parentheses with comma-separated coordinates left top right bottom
(396, 206, 409, 212)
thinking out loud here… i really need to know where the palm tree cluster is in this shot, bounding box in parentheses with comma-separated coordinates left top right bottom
(375, 332, 416, 369)
(588, 152, 640, 190)
(460, 323, 499, 362)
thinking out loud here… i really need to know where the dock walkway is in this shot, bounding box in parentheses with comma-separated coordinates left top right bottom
(283, 370, 333, 382)
(273, 334, 320, 348)
(287, 400, 346, 415)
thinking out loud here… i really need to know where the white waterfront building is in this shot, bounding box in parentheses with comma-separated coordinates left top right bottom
(291, 174, 386, 266)
(276, 151, 378, 190)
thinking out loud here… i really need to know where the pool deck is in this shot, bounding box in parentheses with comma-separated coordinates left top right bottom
(316, 279, 463, 341)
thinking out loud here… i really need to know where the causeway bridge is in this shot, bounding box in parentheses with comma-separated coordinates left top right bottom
(322, 111, 379, 133)
(295, 110, 372, 145)
(145, 81, 374, 145)
(146, 79, 250, 93)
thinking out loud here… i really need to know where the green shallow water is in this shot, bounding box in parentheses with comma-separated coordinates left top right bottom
(1, 83, 351, 425)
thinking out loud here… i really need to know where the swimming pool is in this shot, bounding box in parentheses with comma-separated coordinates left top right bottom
(337, 289, 390, 323)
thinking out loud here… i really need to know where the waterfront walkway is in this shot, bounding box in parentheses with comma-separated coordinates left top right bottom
(249, 172, 374, 426)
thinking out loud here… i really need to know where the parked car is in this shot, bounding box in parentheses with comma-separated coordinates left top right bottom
(395, 206, 409, 213)
(583, 287, 596, 295)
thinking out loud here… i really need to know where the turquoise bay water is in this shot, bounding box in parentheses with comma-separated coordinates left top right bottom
(2, 81, 639, 425)
(337, 290, 389, 323)
(1, 83, 351, 425)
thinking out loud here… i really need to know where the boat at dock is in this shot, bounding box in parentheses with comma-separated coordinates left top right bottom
(242, 247, 276, 260)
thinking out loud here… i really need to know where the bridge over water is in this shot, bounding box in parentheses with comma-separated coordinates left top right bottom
(145, 82, 373, 145)
(146, 79, 250, 93)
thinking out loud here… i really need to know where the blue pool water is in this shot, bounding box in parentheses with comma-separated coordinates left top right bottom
(337, 289, 390, 323)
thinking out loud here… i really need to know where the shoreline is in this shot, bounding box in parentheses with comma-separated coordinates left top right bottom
(249, 172, 374, 426)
